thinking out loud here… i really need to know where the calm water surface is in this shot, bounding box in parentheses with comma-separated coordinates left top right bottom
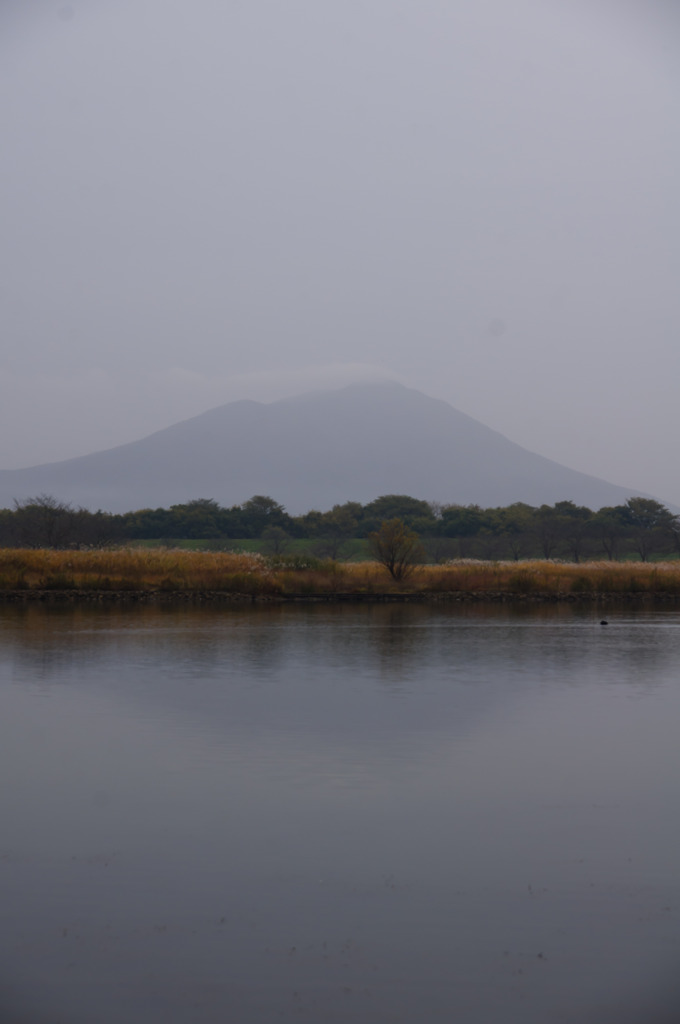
(1, 603, 679, 1023)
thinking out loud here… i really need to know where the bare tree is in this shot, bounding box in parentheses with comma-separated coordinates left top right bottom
(13, 494, 76, 548)
(368, 519, 423, 581)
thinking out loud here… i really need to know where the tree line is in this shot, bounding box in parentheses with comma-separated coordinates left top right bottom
(1, 492, 679, 562)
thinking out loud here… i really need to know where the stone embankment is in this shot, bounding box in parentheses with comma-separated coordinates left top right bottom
(1, 589, 679, 604)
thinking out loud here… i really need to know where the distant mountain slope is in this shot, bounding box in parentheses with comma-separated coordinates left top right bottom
(0, 381, 653, 513)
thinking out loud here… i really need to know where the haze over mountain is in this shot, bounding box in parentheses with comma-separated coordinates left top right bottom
(0, 383, 659, 515)
(3, 4, 679, 509)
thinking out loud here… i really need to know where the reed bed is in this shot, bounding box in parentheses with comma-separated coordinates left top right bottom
(1, 549, 680, 597)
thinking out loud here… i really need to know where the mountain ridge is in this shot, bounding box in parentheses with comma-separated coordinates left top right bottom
(0, 381, 661, 513)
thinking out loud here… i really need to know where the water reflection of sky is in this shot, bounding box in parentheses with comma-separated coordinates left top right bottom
(1, 604, 679, 1023)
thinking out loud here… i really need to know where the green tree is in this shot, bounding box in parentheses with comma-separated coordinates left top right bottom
(261, 525, 291, 555)
(438, 504, 498, 556)
(621, 497, 676, 562)
(240, 495, 290, 536)
(314, 505, 359, 559)
(168, 498, 223, 539)
(368, 518, 424, 581)
(590, 506, 627, 561)
(294, 509, 325, 538)
(534, 505, 563, 559)
(553, 501, 593, 563)
(496, 503, 536, 561)
(421, 535, 458, 564)
(362, 495, 436, 534)
(0, 508, 16, 546)
(439, 504, 487, 538)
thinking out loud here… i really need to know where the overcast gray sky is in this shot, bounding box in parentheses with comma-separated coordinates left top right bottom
(2, 0, 679, 506)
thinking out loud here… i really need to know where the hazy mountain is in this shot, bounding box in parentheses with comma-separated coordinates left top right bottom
(0, 382, 655, 513)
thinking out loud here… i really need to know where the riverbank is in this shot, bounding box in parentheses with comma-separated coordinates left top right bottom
(1, 588, 680, 604)
(1, 548, 680, 602)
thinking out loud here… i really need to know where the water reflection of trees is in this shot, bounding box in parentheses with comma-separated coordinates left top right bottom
(0, 602, 678, 692)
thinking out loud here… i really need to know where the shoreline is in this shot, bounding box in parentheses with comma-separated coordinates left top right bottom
(2, 589, 680, 604)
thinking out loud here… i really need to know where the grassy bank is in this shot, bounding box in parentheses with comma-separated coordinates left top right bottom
(2, 549, 680, 599)
(131, 537, 370, 560)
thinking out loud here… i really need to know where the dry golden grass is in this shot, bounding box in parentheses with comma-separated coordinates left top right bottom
(415, 559, 680, 595)
(0, 548, 280, 594)
(0, 549, 679, 596)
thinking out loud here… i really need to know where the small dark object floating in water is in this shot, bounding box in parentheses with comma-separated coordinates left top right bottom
(600, 620, 609, 625)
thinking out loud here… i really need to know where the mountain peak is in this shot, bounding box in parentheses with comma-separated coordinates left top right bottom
(0, 383, 648, 514)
